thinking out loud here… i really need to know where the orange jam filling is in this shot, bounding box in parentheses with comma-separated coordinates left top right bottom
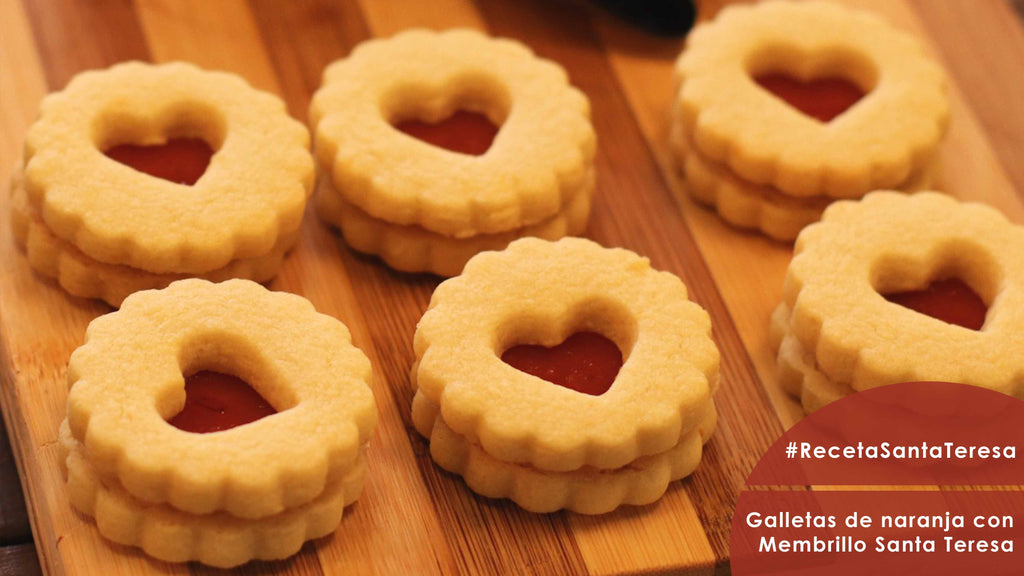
(395, 110, 498, 156)
(104, 138, 213, 185)
(168, 371, 276, 434)
(884, 278, 988, 331)
(501, 332, 623, 396)
(754, 74, 865, 123)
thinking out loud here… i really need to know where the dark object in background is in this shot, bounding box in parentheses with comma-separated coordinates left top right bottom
(590, 0, 697, 36)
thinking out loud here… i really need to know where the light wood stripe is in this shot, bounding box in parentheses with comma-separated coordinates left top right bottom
(20, 0, 150, 89)
(569, 492, 715, 576)
(883, 0, 1024, 215)
(137, 1, 454, 574)
(911, 0, 1024, 200)
(136, 0, 280, 94)
(909, 0, 1024, 202)
(0, 0, 46, 175)
(358, 0, 485, 32)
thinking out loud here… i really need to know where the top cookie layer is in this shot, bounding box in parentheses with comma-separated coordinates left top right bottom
(783, 192, 1024, 396)
(24, 61, 313, 274)
(310, 29, 596, 237)
(413, 237, 718, 471)
(65, 279, 377, 519)
(674, 1, 949, 197)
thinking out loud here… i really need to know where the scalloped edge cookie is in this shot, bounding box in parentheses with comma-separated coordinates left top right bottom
(413, 237, 719, 472)
(9, 171, 296, 307)
(66, 279, 378, 519)
(775, 191, 1024, 405)
(674, 1, 949, 197)
(315, 172, 593, 276)
(310, 28, 596, 237)
(411, 392, 715, 514)
(59, 421, 365, 568)
(23, 61, 313, 274)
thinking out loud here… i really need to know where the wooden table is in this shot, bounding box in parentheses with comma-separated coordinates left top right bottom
(1, 0, 1023, 575)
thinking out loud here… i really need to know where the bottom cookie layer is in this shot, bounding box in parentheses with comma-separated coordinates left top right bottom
(412, 392, 716, 514)
(669, 122, 937, 241)
(58, 421, 365, 568)
(9, 173, 296, 307)
(316, 174, 593, 277)
(770, 302, 855, 413)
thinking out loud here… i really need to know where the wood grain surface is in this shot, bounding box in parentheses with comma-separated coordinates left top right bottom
(1, 1, 1022, 575)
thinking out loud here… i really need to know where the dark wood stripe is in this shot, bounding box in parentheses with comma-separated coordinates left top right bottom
(0, 419, 30, 546)
(911, 0, 1024, 203)
(475, 0, 786, 563)
(0, 543, 42, 576)
(21, 0, 149, 90)
(247, 0, 372, 122)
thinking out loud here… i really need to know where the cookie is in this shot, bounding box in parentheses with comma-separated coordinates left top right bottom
(673, 1, 949, 198)
(65, 279, 377, 524)
(310, 29, 596, 275)
(772, 192, 1024, 410)
(311, 28, 595, 236)
(22, 61, 313, 274)
(411, 237, 719, 512)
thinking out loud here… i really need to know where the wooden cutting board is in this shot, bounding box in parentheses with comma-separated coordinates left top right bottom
(1, 0, 1022, 574)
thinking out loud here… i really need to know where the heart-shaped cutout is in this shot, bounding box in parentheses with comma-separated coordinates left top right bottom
(394, 110, 499, 156)
(754, 73, 865, 123)
(168, 370, 277, 433)
(501, 332, 623, 396)
(883, 278, 988, 331)
(105, 138, 213, 185)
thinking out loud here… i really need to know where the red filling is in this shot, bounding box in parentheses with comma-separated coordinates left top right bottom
(884, 278, 988, 331)
(395, 110, 498, 156)
(501, 332, 623, 396)
(104, 138, 213, 185)
(168, 371, 276, 434)
(754, 74, 865, 123)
